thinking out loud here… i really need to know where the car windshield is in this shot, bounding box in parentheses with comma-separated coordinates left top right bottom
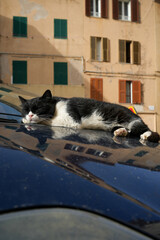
(0, 101, 21, 123)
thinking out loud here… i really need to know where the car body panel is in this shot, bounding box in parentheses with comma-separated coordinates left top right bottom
(0, 121, 160, 238)
(0, 94, 160, 239)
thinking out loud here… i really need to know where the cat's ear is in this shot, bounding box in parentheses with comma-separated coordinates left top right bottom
(19, 96, 27, 105)
(42, 90, 52, 99)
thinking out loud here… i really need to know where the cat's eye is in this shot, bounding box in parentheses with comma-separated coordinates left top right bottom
(36, 108, 45, 115)
(31, 106, 37, 113)
(24, 105, 29, 112)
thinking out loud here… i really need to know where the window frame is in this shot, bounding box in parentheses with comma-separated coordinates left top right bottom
(85, 0, 108, 18)
(118, 0, 131, 21)
(54, 19, 67, 39)
(119, 80, 141, 104)
(113, 0, 139, 22)
(12, 60, 27, 84)
(13, 16, 27, 38)
(91, 36, 110, 62)
(90, 78, 103, 101)
(54, 62, 68, 85)
(119, 40, 141, 65)
(91, 0, 101, 17)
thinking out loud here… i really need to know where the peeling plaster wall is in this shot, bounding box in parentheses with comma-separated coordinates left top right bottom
(19, 0, 48, 20)
(0, 0, 160, 130)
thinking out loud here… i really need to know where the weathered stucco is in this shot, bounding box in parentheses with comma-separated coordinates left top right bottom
(19, 0, 48, 20)
(0, 0, 160, 131)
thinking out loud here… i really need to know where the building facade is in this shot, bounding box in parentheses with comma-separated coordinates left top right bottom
(0, 0, 160, 132)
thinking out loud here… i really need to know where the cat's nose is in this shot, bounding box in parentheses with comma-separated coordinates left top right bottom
(29, 114, 33, 118)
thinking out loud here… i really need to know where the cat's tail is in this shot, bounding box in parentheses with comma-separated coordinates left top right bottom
(140, 131, 160, 143)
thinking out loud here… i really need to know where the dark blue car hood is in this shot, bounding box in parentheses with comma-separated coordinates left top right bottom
(0, 122, 160, 239)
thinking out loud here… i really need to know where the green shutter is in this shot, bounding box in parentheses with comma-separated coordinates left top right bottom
(13, 17, 20, 36)
(54, 19, 67, 39)
(20, 17, 27, 37)
(54, 19, 61, 38)
(61, 19, 67, 39)
(54, 62, 68, 85)
(13, 17, 27, 37)
(13, 61, 27, 84)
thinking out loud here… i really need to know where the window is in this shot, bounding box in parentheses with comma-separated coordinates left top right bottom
(13, 16, 27, 37)
(91, 0, 101, 17)
(119, 0, 131, 21)
(54, 62, 68, 85)
(64, 144, 85, 153)
(119, 80, 141, 104)
(54, 19, 67, 39)
(119, 40, 141, 64)
(12, 61, 27, 84)
(90, 78, 103, 101)
(113, 0, 139, 22)
(126, 81, 132, 103)
(86, 148, 112, 158)
(91, 37, 110, 62)
(85, 0, 108, 18)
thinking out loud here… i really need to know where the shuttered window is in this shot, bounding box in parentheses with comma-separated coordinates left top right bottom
(13, 61, 27, 84)
(91, 37, 110, 62)
(131, 0, 139, 22)
(90, 78, 103, 101)
(13, 17, 27, 37)
(119, 80, 126, 103)
(113, 0, 139, 22)
(133, 41, 141, 64)
(132, 81, 141, 104)
(119, 40, 126, 63)
(54, 19, 67, 39)
(119, 40, 141, 64)
(91, 37, 96, 60)
(101, 0, 109, 18)
(54, 62, 68, 85)
(103, 38, 110, 62)
(86, 0, 91, 16)
(112, 0, 119, 20)
(85, 0, 108, 18)
(119, 80, 141, 104)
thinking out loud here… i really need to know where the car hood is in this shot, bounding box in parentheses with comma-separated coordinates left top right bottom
(0, 121, 160, 238)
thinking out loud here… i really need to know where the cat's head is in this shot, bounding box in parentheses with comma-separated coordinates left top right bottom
(19, 90, 55, 124)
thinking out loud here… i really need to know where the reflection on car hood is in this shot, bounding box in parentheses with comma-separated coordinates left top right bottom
(0, 122, 160, 239)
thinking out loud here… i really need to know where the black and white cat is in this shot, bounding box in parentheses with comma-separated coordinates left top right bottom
(19, 90, 160, 143)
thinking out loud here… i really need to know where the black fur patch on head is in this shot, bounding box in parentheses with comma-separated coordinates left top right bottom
(19, 90, 56, 119)
(147, 132, 160, 143)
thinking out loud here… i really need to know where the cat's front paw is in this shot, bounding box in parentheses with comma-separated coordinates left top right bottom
(22, 118, 29, 124)
(114, 128, 128, 137)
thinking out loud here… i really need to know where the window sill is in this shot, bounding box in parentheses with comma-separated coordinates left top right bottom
(13, 36, 27, 38)
(54, 37, 67, 40)
(90, 15, 101, 19)
(119, 62, 141, 66)
(90, 59, 110, 63)
(118, 18, 131, 22)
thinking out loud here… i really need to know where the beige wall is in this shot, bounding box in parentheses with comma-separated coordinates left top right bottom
(0, 0, 160, 131)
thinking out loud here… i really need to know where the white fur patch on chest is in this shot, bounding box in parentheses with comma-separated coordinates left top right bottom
(50, 101, 80, 128)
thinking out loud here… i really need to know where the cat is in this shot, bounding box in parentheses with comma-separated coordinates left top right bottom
(19, 89, 160, 143)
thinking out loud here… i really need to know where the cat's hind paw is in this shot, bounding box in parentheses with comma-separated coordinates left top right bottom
(140, 131, 151, 141)
(114, 128, 128, 137)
